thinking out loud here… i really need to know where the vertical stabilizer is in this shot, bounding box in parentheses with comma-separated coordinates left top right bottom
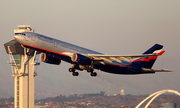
(132, 44, 164, 69)
(143, 44, 163, 68)
(143, 44, 163, 54)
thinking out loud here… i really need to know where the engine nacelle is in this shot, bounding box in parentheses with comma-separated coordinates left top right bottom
(71, 53, 91, 65)
(41, 53, 61, 65)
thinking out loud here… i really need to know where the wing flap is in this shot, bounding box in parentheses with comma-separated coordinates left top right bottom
(100, 57, 113, 63)
(109, 57, 122, 63)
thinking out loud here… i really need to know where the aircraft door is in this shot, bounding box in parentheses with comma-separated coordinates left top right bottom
(54, 40, 58, 47)
(31, 35, 36, 41)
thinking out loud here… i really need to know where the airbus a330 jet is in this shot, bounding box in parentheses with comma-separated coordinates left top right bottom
(14, 32, 172, 77)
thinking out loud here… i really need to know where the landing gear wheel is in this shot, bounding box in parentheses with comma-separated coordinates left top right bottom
(90, 72, 97, 77)
(69, 68, 75, 72)
(93, 72, 97, 76)
(72, 72, 79, 76)
(87, 69, 93, 73)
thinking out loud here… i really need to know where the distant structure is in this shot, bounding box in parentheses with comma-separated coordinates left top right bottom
(136, 89, 180, 108)
(121, 105, 128, 108)
(113, 94, 117, 96)
(107, 84, 110, 96)
(4, 24, 40, 108)
(120, 89, 125, 96)
(161, 103, 176, 108)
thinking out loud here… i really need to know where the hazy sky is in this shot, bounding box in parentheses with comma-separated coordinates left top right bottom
(0, 0, 180, 99)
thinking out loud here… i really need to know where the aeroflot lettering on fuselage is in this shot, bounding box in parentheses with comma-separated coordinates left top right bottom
(37, 34, 54, 44)
(14, 32, 172, 77)
(36, 34, 88, 54)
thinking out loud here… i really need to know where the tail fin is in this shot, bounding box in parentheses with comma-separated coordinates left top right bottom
(143, 44, 163, 54)
(133, 44, 164, 68)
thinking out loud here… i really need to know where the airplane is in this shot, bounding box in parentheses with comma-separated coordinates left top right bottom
(14, 32, 172, 77)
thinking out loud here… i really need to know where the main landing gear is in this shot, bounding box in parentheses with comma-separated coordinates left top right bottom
(90, 72, 97, 77)
(69, 68, 79, 76)
(69, 68, 97, 77)
(87, 68, 97, 77)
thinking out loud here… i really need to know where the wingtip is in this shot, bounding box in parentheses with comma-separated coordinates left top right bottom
(166, 70, 173, 72)
(160, 69, 173, 72)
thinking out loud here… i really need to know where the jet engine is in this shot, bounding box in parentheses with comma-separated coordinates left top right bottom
(71, 53, 91, 65)
(41, 53, 61, 65)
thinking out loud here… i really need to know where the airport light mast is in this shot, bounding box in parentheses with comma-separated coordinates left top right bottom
(4, 24, 40, 108)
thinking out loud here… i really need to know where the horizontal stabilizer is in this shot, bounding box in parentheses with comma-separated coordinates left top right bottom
(142, 68, 173, 72)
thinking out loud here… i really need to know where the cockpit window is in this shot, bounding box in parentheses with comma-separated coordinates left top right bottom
(22, 33, 26, 36)
(15, 33, 26, 36)
(15, 33, 20, 35)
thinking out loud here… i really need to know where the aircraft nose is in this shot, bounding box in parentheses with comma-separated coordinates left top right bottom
(14, 35, 20, 40)
(14, 35, 18, 39)
(14, 35, 23, 42)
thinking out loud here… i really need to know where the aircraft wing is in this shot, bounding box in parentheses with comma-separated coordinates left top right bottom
(87, 53, 160, 64)
(141, 68, 173, 72)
